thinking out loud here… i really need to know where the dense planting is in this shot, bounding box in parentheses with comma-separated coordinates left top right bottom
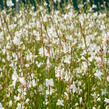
(0, 3, 109, 109)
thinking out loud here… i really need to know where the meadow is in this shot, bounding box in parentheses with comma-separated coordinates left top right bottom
(0, 1, 109, 109)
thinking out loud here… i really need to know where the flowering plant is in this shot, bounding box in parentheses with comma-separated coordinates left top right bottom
(0, 2, 109, 109)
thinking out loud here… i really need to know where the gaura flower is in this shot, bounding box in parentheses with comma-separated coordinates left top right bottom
(94, 70, 102, 80)
(18, 77, 26, 86)
(104, 98, 109, 104)
(56, 99, 64, 106)
(46, 78, 54, 87)
(0, 103, 4, 109)
(7, 0, 14, 7)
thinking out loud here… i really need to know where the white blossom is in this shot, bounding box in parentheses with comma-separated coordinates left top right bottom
(12, 71, 18, 88)
(107, 76, 109, 82)
(13, 36, 20, 46)
(18, 77, 26, 86)
(70, 83, 77, 93)
(56, 99, 64, 106)
(9, 100, 12, 107)
(104, 98, 109, 104)
(46, 78, 54, 87)
(16, 103, 21, 109)
(80, 97, 82, 104)
(39, 47, 49, 57)
(0, 103, 4, 109)
(94, 70, 102, 80)
(7, 0, 14, 7)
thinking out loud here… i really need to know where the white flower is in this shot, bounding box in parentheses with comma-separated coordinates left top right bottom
(25, 99, 29, 104)
(101, 89, 107, 95)
(80, 97, 82, 104)
(97, 97, 101, 101)
(32, 79, 37, 87)
(26, 53, 32, 61)
(12, 71, 18, 88)
(16, 103, 21, 109)
(44, 2, 47, 6)
(106, 106, 109, 109)
(39, 47, 49, 57)
(64, 55, 71, 64)
(7, 0, 14, 7)
(94, 70, 102, 80)
(55, 67, 64, 79)
(18, 77, 26, 86)
(104, 98, 109, 103)
(47, 58, 51, 68)
(56, 99, 64, 106)
(64, 92, 69, 100)
(43, 98, 48, 105)
(0, 103, 4, 109)
(81, 62, 88, 71)
(54, 0, 57, 3)
(46, 78, 54, 87)
(92, 4, 97, 8)
(107, 76, 109, 82)
(25, 64, 29, 67)
(39, 6, 43, 10)
(13, 36, 20, 45)
(2, 48, 6, 54)
(0, 32, 3, 40)
(39, 84, 43, 92)
(65, 73, 69, 81)
(14, 95, 20, 101)
(100, 24, 105, 30)
(92, 107, 96, 109)
(9, 100, 12, 107)
(70, 83, 76, 93)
